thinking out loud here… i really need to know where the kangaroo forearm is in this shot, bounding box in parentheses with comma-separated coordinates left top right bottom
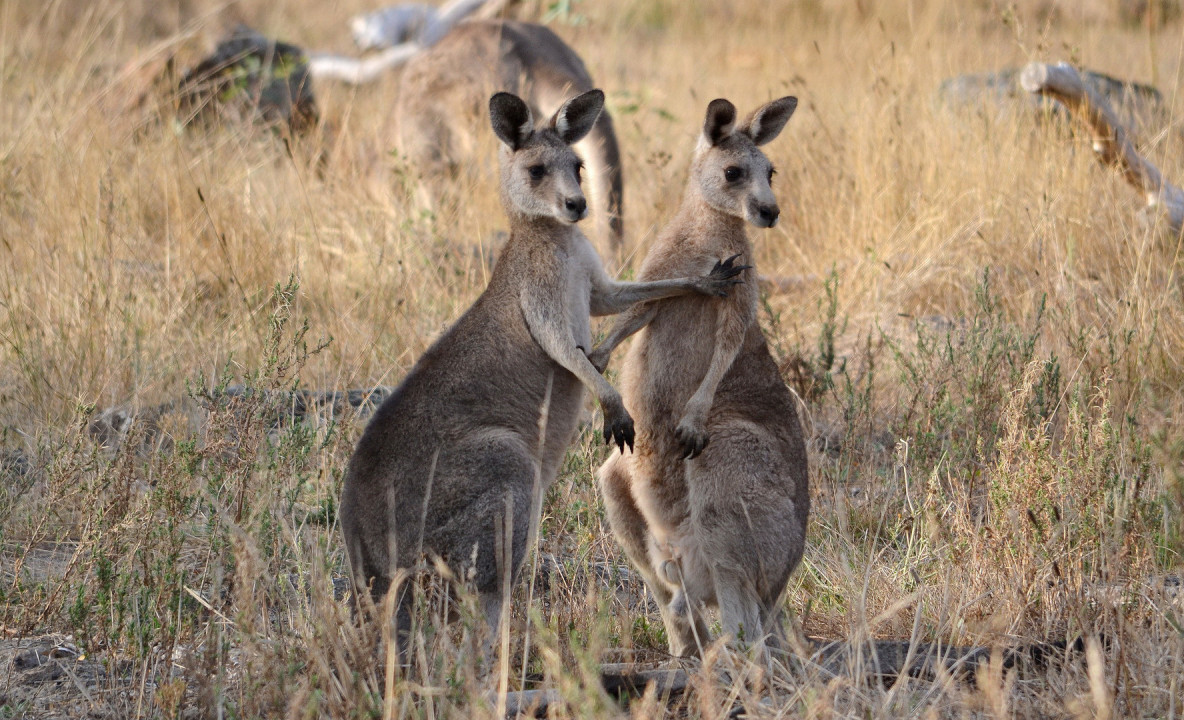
(536, 324, 621, 404)
(690, 349, 738, 410)
(555, 343, 620, 404)
(590, 278, 702, 316)
(593, 302, 658, 357)
(688, 318, 747, 410)
(522, 299, 622, 406)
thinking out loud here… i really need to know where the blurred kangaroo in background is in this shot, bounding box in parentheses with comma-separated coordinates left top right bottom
(394, 18, 625, 253)
(339, 89, 744, 664)
(591, 96, 810, 659)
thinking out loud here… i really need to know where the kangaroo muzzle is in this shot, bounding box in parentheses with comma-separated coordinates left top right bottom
(749, 200, 780, 228)
(563, 195, 588, 223)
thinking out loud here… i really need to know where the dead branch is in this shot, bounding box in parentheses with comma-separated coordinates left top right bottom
(308, 0, 507, 84)
(497, 663, 691, 718)
(494, 636, 1084, 717)
(1020, 61, 1184, 235)
(307, 43, 423, 84)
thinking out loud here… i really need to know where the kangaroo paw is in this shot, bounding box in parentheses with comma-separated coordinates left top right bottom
(602, 401, 635, 453)
(704, 254, 753, 296)
(586, 345, 612, 374)
(675, 416, 709, 459)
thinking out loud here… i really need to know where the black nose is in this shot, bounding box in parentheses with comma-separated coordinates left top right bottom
(565, 197, 587, 215)
(758, 206, 779, 225)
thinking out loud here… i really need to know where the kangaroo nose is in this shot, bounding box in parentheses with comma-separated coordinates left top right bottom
(758, 205, 779, 227)
(565, 197, 587, 215)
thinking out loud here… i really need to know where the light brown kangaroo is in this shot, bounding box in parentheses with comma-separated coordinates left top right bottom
(591, 96, 809, 659)
(394, 18, 625, 252)
(339, 89, 743, 663)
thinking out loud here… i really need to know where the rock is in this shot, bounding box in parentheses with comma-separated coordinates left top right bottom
(85, 386, 394, 459)
(177, 25, 318, 133)
(0, 449, 31, 484)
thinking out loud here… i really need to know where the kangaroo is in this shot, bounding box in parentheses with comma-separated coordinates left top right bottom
(339, 89, 743, 664)
(590, 96, 809, 659)
(394, 18, 625, 253)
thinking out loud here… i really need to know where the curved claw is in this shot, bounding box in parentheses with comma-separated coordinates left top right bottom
(711, 253, 749, 277)
(603, 409, 635, 453)
(706, 254, 753, 297)
(675, 423, 709, 459)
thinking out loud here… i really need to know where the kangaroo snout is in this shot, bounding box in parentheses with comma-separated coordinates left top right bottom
(564, 195, 588, 222)
(750, 201, 780, 228)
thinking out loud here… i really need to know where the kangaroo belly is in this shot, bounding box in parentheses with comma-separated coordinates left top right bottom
(622, 298, 717, 425)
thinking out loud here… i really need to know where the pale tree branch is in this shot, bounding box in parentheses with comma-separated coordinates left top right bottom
(308, 0, 509, 84)
(1020, 61, 1184, 235)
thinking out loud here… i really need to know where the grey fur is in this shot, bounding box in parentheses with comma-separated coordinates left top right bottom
(339, 90, 744, 664)
(395, 19, 625, 251)
(591, 96, 810, 659)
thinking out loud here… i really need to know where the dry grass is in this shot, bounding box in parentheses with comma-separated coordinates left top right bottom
(1, 0, 1183, 717)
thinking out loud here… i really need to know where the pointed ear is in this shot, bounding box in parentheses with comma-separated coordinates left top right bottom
(702, 98, 737, 147)
(741, 96, 797, 146)
(551, 89, 604, 145)
(489, 92, 534, 150)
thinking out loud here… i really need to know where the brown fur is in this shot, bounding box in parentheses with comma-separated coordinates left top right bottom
(591, 96, 810, 658)
(395, 19, 625, 252)
(339, 90, 741, 664)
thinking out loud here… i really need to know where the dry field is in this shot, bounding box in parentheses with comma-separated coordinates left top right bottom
(1, 0, 1183, 717)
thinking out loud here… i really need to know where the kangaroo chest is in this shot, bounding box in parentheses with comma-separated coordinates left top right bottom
(625, 298, 727, 421)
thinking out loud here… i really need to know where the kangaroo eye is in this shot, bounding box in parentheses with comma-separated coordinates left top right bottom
(574, 161, 583, 183)
(724, 166, 744, 183)
(768, 167, 776, 184)
(528, 164, 546, 180)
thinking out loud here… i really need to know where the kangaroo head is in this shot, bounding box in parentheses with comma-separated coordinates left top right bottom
(489, 89, 604, 225)
(691, 96, 797, 228)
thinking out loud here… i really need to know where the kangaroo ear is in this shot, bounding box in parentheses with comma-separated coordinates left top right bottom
(702, 98, 737, 147)
(551, 89, 604, 145)
(742, 96, 797, 146)
(490, 92, 534, 150)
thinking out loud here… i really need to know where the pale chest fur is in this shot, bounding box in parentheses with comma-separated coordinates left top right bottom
(559, 235, 602, 351)
(509, 226, 601, 352)
(501, 229, 604, 478)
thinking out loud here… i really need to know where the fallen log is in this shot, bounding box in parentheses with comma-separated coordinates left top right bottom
(499, 688, 561, 717)
(805, 638, 1077, 681)
(1020, 61, 1184, 235)
(494, 637, 1085, 717)
(497, 662, 692, 718)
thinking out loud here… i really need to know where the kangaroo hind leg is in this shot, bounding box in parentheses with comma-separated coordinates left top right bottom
(428, 432, 538, 655)
(599, 455, 708, 656)
(714, 567, 766, 653)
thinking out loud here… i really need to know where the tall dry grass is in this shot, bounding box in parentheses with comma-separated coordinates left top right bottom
(1, 0, 1182, 717)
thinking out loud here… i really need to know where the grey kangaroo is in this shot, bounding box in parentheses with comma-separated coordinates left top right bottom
(395, 19, 625, 252)
(339, 89, 744, 663)
(591, 96, 810, 658)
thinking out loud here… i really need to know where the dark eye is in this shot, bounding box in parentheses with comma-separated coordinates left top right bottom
(574, 161, 583, 183)
(724, 166, 744, 182)
(528, 164, 546, 180)
(767, 167, 776, 184)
